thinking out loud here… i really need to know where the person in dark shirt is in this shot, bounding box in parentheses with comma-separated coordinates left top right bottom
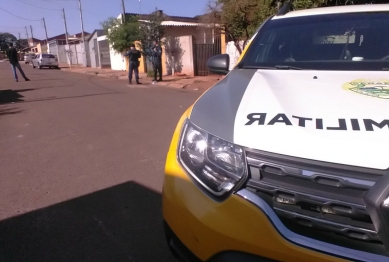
(151, 40, 162, 82)
(6, 43, 29, 82)
(124, 44, 141, 85)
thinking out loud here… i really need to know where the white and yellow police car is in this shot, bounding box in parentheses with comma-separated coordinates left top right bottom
(163, 4, 389, 262)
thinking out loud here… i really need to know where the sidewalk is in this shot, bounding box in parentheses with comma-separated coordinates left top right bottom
(59, 64, 223, 91)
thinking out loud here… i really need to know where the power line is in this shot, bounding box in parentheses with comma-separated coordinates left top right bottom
(125, 0, 154, 14)
(15, 0, 62, 11)
(0, 25, 26, 28)
(0, 6, 42, 21)
(17, 0, 96, 16)
(33, 0, 77, 1)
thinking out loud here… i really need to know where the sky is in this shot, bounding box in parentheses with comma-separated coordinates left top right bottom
(0, 0, 209, 40)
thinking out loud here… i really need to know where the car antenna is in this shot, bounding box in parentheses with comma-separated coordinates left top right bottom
(277, 1, 294, 16)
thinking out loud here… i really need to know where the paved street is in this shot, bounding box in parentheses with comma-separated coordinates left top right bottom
(0, 62, 201, 262)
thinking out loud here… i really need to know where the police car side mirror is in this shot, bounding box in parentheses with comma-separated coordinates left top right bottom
(207, 54, 230, 75)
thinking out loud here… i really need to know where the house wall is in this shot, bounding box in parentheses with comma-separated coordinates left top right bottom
(221, 33, 226, 55)
(36, 43, 48, 53)
(160, 26, 218, 76)
(110, 50, 126, 71)
(164, 26, 214, 44)
(164, 35, 194, 76)
(49, 42, 81, 65)
(226, 41, 244, 70)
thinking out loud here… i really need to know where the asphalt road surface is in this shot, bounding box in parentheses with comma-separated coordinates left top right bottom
(0, 62, 201, 262)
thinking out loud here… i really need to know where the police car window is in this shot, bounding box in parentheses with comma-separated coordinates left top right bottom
(243, 12, 389, 70)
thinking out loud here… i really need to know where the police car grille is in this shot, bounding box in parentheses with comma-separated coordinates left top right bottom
(244, 149, 385, 251)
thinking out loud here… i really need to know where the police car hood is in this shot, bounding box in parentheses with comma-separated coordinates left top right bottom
(190, 69, 389, 170)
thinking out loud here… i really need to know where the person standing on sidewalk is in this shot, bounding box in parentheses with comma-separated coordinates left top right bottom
(124, 44, 141, 85)
(151, 40, 162, 82)
(6, 43, 30, 82)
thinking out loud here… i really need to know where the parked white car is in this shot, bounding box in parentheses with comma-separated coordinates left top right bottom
(32, 53, 59, 69)
(24, 53, 35, 64)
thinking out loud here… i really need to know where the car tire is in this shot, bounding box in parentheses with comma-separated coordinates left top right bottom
(38, 63, 42, 69)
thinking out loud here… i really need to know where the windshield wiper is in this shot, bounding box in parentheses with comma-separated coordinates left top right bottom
(274, 65, 303, 70)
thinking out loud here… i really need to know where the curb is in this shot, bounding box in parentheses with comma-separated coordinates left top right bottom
(60, 67, 215, 91)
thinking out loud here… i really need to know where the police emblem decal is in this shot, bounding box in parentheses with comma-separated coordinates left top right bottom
(343, 79, 389, 99)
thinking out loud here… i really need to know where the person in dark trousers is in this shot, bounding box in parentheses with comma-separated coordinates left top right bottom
(151, 40, 162, 82)
(6, 43, 30, 82)
(124, 44, 141, 85)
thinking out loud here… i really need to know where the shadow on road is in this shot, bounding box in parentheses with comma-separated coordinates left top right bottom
(0, 89, 34, 104)
(26, 78, 65, 81)
(0, 182, 176, 262)
(0, 107, 23, 117)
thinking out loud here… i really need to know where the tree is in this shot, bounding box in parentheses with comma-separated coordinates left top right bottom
(138, 9, 165, 61)
(101, 15, 140, 53)
(203, 0, 267, 54)
(0, 33, 17, 51)
(271, 0, 389, 9)
(204, 0, 389, 55)
(16, 39, 28, 50)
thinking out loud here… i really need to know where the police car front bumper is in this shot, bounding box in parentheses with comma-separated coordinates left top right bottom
(162, 163, 389, 262)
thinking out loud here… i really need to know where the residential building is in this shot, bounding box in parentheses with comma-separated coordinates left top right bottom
(109, 10, 223, 76)
(47, 32, 90, 65)
(22, 37, 41, 53)
(86, 29, 111, 68)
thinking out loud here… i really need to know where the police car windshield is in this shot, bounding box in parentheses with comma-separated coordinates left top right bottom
(242, 12, 389, 71)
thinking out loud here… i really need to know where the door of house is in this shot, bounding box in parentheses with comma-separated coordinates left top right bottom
(93, 38, 100, 68)
(193, 36, 221, 76)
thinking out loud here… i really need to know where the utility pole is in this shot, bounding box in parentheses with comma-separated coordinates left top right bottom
(62, 8, 71, 68)
(25, 26, 29, 41)
(18, 33, 21, 40)
(78, 0, 87, 66)
(30, 25, 34, 40)
(121, 0, 126, 24)
(42, 17, 50, 53)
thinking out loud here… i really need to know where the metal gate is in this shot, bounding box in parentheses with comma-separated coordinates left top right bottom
(193, 36, 221, 76)
(49, 42, 58, 56)
(98, 40, 111, 68)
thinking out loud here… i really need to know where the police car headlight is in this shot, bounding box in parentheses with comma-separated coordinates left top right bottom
(178, 120, 247, 199)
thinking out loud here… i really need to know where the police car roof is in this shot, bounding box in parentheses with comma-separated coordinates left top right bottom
(272, 4, 389, 19)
